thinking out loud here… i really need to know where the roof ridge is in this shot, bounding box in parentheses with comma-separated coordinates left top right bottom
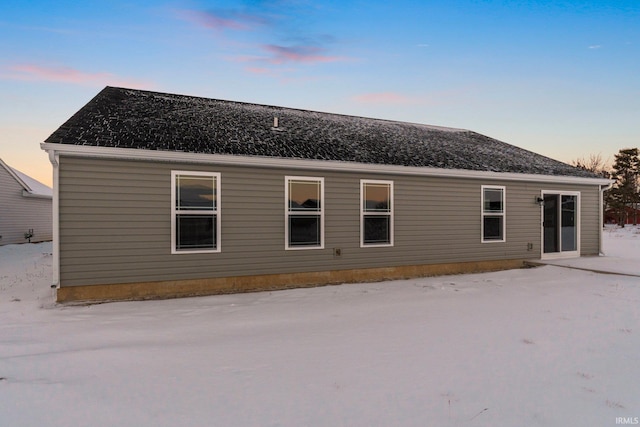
(44, 87, 601, 179)
(105, 86, 469, 133)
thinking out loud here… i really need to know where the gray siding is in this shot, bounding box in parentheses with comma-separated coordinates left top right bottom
(579, 185, 601, 255)
(58, 156, 602, 287)
(0, 167, 52, 245)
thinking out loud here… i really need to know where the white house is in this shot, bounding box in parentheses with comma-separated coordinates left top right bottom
(0, 158, 53, 245)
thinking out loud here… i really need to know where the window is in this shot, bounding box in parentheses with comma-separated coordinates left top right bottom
(285, 176, 324, 249)
(481, 185, 505, 242)
(361, 180, 393, 247)
(171, 171, 221, 254)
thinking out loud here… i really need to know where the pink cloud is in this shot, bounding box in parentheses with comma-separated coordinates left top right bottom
(229, 45, 347, 69)
(352, 92, 419, 105)
(245, 66, 271, 74)
(261, 44, 344, 64)
(3, 63, 152, 88)
(175, 9, 348, 70)
(177, 9, 266, 32)
(243, 66, 304, 81)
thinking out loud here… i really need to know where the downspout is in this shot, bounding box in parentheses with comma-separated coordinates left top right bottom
(599, 182, 613, 256)
(46, 149, 60, 289)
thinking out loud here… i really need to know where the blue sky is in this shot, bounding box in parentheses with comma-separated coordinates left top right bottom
(1, 0, 638, 186)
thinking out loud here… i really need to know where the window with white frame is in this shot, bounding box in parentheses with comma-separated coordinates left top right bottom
(361, 180, 393, 247)
(171, 171, 221, 253)
(285, 176, 324, 249)
(481, 185, 505, 242)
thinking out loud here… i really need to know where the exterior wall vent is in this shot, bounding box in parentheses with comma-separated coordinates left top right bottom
(271, 116, 283, 132)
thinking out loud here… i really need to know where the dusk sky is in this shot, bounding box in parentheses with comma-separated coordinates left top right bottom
(1, 0, 638, 187)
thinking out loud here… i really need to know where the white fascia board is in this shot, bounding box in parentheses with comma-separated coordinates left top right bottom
(40, 143, 614, 186)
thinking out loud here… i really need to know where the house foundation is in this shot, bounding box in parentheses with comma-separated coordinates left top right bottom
(56, 259, 526, 303)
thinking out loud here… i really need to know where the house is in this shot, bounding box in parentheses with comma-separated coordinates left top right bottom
(0, 158, 53, 245)
(41, 87, 612, 303)
(605, 205, 640, 225)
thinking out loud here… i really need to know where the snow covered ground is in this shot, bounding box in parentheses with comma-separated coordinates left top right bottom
(1, 227, 638, 426)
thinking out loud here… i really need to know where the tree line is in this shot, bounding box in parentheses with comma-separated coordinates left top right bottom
(572, 148, 639, 227)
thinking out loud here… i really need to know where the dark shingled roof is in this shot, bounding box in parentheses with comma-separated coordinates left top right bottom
(46, 86, 597, 178)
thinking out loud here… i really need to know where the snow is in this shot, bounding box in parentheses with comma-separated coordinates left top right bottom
(10, 166, 53, 198)
(48, 87, 600, 178)
(1, 227, 638, 426)
(538, 226, 640, 277)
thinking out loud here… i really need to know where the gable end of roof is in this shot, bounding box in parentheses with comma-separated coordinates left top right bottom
(0, 158, 52, 198)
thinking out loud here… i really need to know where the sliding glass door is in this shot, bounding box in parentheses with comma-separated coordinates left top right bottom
(542, 192, 580, 258)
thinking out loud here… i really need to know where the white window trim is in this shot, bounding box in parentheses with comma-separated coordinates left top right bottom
(360, 179, 394, 248)
(285, 176, 325, 250)
(540, 190, 581, 260)
(481, 185, 506, 243)
(171, 170, 221, 254)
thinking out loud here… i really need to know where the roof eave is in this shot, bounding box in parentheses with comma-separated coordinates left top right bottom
(40, 143, 613, 186)
(21, 189, 53, 200)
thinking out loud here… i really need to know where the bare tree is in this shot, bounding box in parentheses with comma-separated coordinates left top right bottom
(571, 153, 610, 178)
(571, 153, 614, 227)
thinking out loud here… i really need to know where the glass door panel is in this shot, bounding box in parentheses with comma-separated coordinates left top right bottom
(543, 195, 559, 253)
(561, 195, 577, 252)
(542, 192, 579, 257)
